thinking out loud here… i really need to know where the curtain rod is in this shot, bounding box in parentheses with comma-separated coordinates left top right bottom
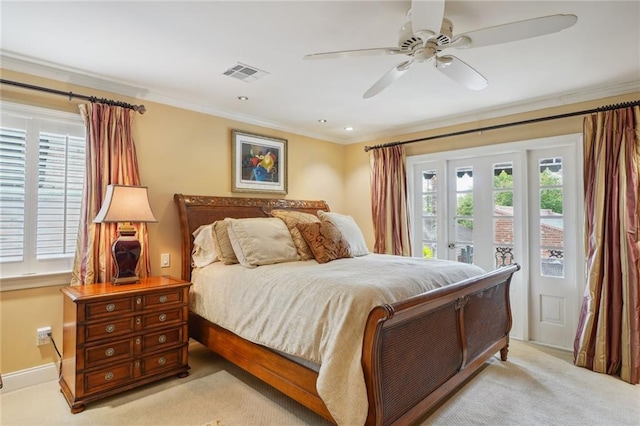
(0, 79, 146, 114)
(363, 99, 640, 152)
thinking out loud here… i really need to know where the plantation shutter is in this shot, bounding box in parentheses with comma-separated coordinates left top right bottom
(0, 105, 86, 279)
(37, 132, 85, 258)
(0, 126, 27, 262)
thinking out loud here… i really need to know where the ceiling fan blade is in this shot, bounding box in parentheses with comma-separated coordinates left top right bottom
(435, 55, 488, 90)
(304, 47, 403, 60)
(411, 0, 445, 39)
(453, 14, 578, 49)
(363, 60, 413, 99)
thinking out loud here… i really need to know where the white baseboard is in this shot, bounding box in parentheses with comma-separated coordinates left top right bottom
(0, 362, 58, 393)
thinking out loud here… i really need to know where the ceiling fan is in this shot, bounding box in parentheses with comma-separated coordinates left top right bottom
(303, 0, 577, 98)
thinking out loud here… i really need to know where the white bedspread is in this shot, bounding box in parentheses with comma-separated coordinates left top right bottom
(190, 254, 485, 425)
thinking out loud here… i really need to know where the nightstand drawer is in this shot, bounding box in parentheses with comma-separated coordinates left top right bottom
(142, 348, 183, 375)
(143, 290, 183, 308)
(84, 362, 134, 394)
(85, 317, 135, 342)
(143, 328, 183, 352)
(85, 297, 136, 320)
(60, 276, 191, 414)
(84, 338, 135, 368)
(142, 307, 183, 329)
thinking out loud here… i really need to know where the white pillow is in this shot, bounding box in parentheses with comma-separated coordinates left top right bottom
(225, 217, 299, 268)
(317, 211, 369, 257)
(192, 224, 218, 267)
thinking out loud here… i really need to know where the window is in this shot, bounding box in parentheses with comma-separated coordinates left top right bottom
(0, 103, 86, 281)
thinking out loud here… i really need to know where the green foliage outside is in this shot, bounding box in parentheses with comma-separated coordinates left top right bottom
(446, 168, 563, 231)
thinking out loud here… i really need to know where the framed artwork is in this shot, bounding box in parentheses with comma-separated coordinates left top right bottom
(231, 130, 288, 194)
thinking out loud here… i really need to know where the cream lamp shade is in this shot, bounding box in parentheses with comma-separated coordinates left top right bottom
(93, 185, 158, 224)
(93, 185, 157, 284)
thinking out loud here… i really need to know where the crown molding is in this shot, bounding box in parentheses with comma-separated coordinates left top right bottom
(3, 52, 637, 146)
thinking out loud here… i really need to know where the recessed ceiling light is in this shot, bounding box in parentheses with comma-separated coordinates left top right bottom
(344, 126, 354, 131)
(237, 96, 249, 101)
(318, 119, 327, 123)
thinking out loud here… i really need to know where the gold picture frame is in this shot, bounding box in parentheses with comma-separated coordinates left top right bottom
(231, 130, 288, 194)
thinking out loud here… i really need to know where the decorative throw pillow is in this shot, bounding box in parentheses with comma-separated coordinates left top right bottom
(212, 220, 239, 265)
(317, 211, 369, 257)
(297, 221, 352, 264)
(191, 223, 218, 267)
(225, 217, 299, 268)
(271, 209, 320, 260)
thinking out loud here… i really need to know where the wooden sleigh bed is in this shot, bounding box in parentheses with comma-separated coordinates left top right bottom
(174, 194, 520, 425)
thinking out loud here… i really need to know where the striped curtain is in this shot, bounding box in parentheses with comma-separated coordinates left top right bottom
(71, 103, 151, 285)
(370, 145, 411, 255)
(573, 106, 640, 384)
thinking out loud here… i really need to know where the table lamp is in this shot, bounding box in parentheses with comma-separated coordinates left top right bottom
(93, 185, 158, 284)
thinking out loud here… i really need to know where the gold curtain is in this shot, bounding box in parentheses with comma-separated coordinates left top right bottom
(370, 145, 411, 256)
(71, 103, 151, 285)
(573, 106, 640, 384)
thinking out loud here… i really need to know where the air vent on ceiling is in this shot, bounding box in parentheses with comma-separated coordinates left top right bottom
(222, 62, 269, 83)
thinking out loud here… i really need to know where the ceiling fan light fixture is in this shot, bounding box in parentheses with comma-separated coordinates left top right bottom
(318, 119, 327, 123)
(237, 96, 249, 101)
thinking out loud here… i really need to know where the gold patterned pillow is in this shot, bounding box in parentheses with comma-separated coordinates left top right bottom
(297, 221, 352, 264)
(212, 220, 239, 265)
(271, 209, 320, 260)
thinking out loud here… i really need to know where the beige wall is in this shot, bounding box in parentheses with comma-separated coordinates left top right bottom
(0, 69, 345, 374)
(1, 67, 637, 376)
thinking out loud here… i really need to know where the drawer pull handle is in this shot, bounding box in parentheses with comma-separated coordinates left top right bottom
(104, 372, 114, 381)
(105, 348, 115, 357)
(159, 314, 167, 322)
(158, 335, 167, 343)
(158, 356, 166, 365)
(159, 295, 168, 303)
(135, 361, 140, 368)
(136, 318, 141, 325)
(105, 324, 115, 333)
(136, 297, 142, 305)
(136, 338, 141, 345)
(106, 303, 115, 312)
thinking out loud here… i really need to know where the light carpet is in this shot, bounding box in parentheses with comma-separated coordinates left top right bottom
(1, 339, 638, 425)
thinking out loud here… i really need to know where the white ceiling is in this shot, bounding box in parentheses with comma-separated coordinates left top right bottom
(1, 1, 639, 144)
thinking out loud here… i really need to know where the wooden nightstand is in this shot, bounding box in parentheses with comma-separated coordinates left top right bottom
(59, 276, 191, 413)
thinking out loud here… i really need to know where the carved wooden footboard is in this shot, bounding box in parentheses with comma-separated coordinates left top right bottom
(362, 263, 519, 425)
(174, 194, 520, 425)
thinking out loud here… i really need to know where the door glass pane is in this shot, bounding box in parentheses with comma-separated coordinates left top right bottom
(422, 217, 437, 240)
(456, 245, 474, 264)
(421, 169, 438, 258)
(494, 163, 514, 189)
(539, 158, 563, 185)
(456, 218, 473, 243)
(493, 162, 514, 269)
(422, 242, 437, 259)
(541, 249, 564, 277)
(494, 217, 513, 244)
(423, 194, 436, 215)
(456, 167, 473, 191)
(539, 157, 564, 277)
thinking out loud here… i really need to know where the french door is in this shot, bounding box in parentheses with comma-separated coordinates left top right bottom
(409, 135, 582, 348)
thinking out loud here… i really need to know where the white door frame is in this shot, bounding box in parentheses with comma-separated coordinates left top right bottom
(407, 134, 584, 346)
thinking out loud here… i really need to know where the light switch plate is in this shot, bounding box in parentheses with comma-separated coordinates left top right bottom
(161, 253, 170, 268)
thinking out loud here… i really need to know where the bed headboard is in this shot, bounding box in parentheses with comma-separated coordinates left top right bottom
(173, 194, 330, 281)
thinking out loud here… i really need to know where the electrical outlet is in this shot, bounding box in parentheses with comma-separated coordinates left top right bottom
(37, 326, 51, 346)
(161, 253, 170, 268)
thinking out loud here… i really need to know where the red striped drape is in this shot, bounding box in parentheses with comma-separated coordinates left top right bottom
(71, 103, 151, 285)
(574, 106, 640, 384)
(370, 145, 411, 255)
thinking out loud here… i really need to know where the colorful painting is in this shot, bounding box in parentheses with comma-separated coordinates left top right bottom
(231, 130, 287, 194)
